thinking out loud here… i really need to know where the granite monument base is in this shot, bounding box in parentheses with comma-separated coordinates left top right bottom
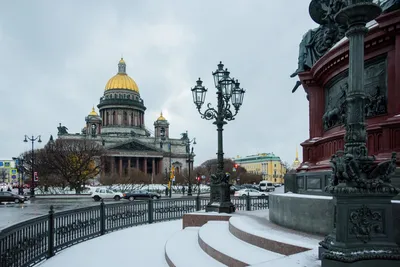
(320, 192, 400, 266)
(322, 259, 400, 267)
(182, 211, 232, 229)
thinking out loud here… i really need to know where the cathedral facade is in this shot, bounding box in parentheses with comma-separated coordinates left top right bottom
(57, 58, 189, 179)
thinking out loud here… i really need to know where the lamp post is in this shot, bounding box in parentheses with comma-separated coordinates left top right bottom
(191, 61, 245, 213)
(24, 135, 42, 197)
(314, 1, 400, 266)
(160, 135, 173, 198)
(182, 131, 196, 196)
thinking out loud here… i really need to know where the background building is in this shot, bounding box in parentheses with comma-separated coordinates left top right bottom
(57, 58, 190, 181)
(0, 160, 16, 184)
(233, 153, 286, 184)
(291, 147, 301, 170)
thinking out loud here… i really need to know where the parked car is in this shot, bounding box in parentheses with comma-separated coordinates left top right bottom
(123, 190, 161, 201)
(259, 181, 275, 192)
(230, 185, 244, 195)
(234, 188, 267, 197)
(274, 183, 282, 187)
(0, 191, 27, 203)
(91, 188, 123, 201)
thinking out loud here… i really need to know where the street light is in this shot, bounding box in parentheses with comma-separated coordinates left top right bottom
(191, 61, 245, 213)
(24, 135, 42, 197)
(182, 131, 196, 196)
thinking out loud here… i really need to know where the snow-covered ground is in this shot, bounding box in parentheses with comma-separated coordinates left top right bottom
(38, 220, 182, 267)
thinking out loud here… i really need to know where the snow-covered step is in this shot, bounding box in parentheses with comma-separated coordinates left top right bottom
(229, 216, 317, 255)
(165, 227, 225, 267)
(198, 221, 284, 267)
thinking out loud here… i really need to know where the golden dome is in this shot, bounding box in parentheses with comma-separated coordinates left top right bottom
(157, 112, 166, 121)
(89, 107, 98, 116)
(105, 58, 139, 92)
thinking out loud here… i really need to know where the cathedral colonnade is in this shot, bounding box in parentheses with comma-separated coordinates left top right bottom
(101, 156, 164, 177)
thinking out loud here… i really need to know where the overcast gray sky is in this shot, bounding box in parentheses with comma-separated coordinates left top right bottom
(0, 0, 317, 166)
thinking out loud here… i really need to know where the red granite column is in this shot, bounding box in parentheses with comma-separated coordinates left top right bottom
(111, 157, 115, 175)
(152, 158, 155, 177)
(101, 156, 105, 177)
(119, 157, 123, 177)
(144, 158, 147, 174)
(128, 158, 131, 176)
(158, 159, 163, 175)
(136, 157, 139, 171)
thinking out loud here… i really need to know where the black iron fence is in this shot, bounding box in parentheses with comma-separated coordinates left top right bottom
(0, 195, 268, 267)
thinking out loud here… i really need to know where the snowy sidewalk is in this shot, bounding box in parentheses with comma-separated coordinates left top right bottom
(38, 220, 182, 267)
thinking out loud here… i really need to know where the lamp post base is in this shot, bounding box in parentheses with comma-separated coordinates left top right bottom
(205, 201, 236, 213)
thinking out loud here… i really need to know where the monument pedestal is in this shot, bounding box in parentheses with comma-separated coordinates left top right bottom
(320, 192, 400, 266)
(205, 183, 236, 214)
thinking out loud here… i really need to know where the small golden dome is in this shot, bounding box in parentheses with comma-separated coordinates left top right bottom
(157, 112, 166, 121)
(89, 107, 98, 116)
(105, 58, 139, 92)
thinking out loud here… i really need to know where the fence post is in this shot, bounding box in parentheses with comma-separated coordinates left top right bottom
(196, 195, 200, 211)
(100, 200, 105, 235)
(148, 199, 154, 224)
(47, 206, 55, 259)
(267, 195, 269, 209)
(246, 193, 251, 211)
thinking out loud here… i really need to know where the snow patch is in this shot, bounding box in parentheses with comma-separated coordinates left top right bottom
(199, 221, 284, 265)
(229, 216, 319, 249)
(272, 193, 333, 200)
(165, 227, 224, 267)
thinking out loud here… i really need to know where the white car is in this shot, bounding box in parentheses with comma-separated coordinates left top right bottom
(234, 189, 267, 197)
(259, 181, 275, 192)
(91, 188, 123, 201)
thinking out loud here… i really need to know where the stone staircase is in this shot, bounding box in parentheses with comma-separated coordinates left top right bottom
(164, 212, 322, 267)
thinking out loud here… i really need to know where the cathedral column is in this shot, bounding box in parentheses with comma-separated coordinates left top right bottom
(101, 156, 105, 177)
(111, 157, 115, 175)
(152, 158, 155, 177)
(144, 158, 148, 174)
(128, 158, 131, 176)
(136, 157, 139, 170)
(158, 159, 163, 175)
(119, 157, 123, 177)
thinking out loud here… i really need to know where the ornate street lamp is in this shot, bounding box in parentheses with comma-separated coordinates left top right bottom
(182, 131, 196, 196)
(24, 135, 42, 197)
(191, 61, 245, 213)
(314, 1, 400, 266)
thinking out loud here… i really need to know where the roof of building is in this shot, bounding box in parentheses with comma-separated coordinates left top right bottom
(157, 112, 166, 121)
(233, 153, 281, 163)
(105, 58, 139, 92)
(88, 107, 98, 116)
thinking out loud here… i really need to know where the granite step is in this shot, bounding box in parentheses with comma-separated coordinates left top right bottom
(198, 221, 284, 267)
(165, 226, 225, 267)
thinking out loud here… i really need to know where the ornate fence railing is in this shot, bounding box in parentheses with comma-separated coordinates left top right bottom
(0, 195, 268, 267)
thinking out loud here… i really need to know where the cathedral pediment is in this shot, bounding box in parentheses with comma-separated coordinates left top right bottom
(109, 139, 159, 152)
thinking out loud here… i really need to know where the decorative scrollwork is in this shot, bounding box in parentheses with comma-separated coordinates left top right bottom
(349, 205, 382, 243)
(154, 204, 196, 213)
(56, 218, 100, 235)
(106, 210, 147, 222)
(1, 231, 48, 265)
(199, 103, 217, 120)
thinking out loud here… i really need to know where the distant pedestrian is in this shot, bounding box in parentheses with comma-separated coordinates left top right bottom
(182, 186, 185, 195)
(7, 187, 11, 192)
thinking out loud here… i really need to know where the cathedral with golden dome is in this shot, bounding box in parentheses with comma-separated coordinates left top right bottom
(58, 58, 189, 179)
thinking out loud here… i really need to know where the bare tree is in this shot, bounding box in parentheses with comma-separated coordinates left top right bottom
(0, 169, 8, 183)
(43, 138, 104, 194)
